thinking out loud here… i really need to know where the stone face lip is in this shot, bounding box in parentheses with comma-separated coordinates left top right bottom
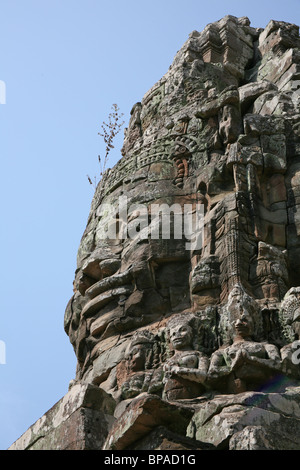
(187, 387, 300, 450)
(11, 15, 300, 450)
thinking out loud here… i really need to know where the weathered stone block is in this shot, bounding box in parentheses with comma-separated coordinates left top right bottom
(9, 384, 115, 450)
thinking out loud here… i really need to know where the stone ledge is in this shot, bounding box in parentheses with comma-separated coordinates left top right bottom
(8, 384, 115, 450)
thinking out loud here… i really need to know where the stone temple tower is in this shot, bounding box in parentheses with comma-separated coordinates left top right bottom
(10, 15, 300, 450)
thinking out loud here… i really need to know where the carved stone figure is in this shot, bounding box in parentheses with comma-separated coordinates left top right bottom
(11, 16, 300, 451)
(162, 314, 209, 401)
(118, 331, 163, 400)
(207, 285, 284, 393)
(60, 16, 300, 450)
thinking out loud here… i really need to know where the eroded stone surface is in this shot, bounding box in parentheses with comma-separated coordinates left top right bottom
(187, 387, 300, 449)
(10, 15, 300, 451)
(62, 15, 300, 451)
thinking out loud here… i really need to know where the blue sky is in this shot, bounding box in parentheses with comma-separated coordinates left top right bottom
(0, 0, 299, 450)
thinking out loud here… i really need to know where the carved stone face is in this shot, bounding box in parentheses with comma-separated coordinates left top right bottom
(68, 182, 196, 380)
(169, 323, 193, 350)
(234, 315, 253, 339)
(127, 344, 147, 373)
(220, 285, 261, 342)
(64, 17, 300, 392)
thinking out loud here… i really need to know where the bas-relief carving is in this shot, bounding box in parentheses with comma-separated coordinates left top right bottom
(207, 284, 286, 394)
(64, 16, 300, 442)
(161, 314, 209, 401)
